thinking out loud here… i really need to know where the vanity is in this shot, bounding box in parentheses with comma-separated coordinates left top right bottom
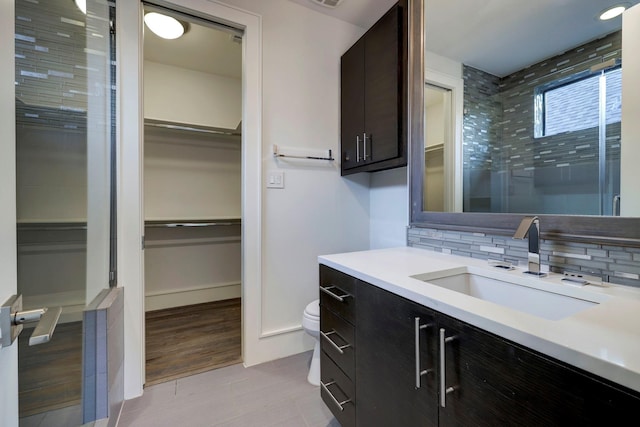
(318, 247, 640, 427)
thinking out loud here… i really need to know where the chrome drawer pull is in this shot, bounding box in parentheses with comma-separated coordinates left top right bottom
(439, 328, 457, 408)
(321, 380, 352, 412)
(320, 330, 351, 355)
(363, 133, 369, 160)
(320, 285, 350, 302)
(356, 135, 361, 162)
(414, 317, 432, 388)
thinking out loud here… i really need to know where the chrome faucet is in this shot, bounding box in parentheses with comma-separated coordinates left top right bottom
(513, 216, 546, 277)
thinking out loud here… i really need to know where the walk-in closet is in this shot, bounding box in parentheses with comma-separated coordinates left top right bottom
(142, 4, 243, 385)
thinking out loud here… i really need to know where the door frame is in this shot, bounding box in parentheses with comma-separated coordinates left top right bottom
(0, 0, 18, 424)
(117, 0, 263, 399)
(425, 68, 464, 213)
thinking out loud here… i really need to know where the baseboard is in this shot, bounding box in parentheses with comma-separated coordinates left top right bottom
(145, 282, 241, 311)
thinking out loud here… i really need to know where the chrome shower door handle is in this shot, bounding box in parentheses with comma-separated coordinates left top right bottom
(27, 306, 62, 346)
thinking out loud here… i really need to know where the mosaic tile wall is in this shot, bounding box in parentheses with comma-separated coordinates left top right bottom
(463, 31, 622, 215)
(15, 0, 115, 130)
(407, 226, 640, 289)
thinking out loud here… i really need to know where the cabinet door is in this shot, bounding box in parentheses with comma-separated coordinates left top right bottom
(437, 313, 640, 427)
(437, 315, 540, 426)
(364, 4, 402, 165)
(341, 37, 365, 171)
(356, 283, 438, 427)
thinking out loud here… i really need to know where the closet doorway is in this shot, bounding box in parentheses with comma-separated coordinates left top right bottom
(142, 3, 243, 386)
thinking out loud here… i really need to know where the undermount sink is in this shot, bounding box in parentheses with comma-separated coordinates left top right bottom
(415, 271, 602, 321)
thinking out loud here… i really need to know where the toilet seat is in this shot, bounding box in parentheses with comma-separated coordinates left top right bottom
(304, 300, 320, 318)
(302, 299, 321, 386)
(302, 299, 320, 332)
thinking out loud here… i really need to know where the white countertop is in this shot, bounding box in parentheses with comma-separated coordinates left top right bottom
(319, 246, 640, 393)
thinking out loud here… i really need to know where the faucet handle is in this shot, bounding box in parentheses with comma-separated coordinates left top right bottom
(513, 216, 539, 239)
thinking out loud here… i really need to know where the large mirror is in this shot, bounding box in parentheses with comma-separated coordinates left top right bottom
(411, 0, 640, 243)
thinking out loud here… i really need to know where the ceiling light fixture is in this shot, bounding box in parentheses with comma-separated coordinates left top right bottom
(599, 5, 627, 20)
(74, 0, 86, 14)
(309, 0, 345, 8)
(144, 12, 186, 40)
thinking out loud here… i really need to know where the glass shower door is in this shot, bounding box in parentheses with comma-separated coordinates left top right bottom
(15, 0, 116, 424)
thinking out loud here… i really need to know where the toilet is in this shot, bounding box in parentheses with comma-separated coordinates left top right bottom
(302, 299, 320, 386)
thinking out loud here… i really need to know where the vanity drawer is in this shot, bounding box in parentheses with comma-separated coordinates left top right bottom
(321, 351, 355, 427)
(320, 265, 357, 324)
(320, 305, 355, 378)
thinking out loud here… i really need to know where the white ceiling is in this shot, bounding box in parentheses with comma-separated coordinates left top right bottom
(144, 0, 639, 79)
(287, 0, 397, 29)
(424, 0, 638, 76)
(143, 11, 242, 79)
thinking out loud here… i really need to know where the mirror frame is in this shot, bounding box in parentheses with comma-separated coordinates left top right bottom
(408, 0, 640, 247)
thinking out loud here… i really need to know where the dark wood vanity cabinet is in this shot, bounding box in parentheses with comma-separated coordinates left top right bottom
(356, 278, 438, 427)
(319, 265, 358, 427)
(340, 1, 407, 175)
(320, 267, 640, 427)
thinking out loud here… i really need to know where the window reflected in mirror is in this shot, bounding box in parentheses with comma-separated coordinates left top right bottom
(459, 32, 622, 216)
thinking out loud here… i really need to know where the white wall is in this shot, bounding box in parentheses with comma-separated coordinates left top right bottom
(144, 129, 242, 310)
(369, 50, 464, 249)
(144, 130, 241, 220)
(370, 167, 408, 249)
(221, 0, 370, 348)
(16, 127, 86, 222)
(144, 60, 242, 130)
(119, 0, 372, 397)
(0, 0, 18, 422)
(622, 4, 640, 216)
(426, 100, 444, 147)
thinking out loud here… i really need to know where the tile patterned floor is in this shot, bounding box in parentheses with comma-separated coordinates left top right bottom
(20, 403, 82, 427)
(117, 350, 339, 427)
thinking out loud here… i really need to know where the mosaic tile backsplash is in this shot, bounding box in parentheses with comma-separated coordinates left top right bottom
(407, 226, 640, 289)
(463, 31, 621, 216)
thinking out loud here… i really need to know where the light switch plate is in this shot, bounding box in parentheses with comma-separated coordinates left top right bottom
(267, 171, 284, 189)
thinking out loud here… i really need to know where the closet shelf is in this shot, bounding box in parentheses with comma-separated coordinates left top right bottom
(17, 222, 87, 231)
(144, 119, 241, 137)
(144, 219, 241, 228)
(425, 143, 444, 153)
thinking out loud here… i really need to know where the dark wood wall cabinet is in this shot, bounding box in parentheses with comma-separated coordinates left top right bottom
(319, 265, 640, 427)
(340, 1, 408, 176)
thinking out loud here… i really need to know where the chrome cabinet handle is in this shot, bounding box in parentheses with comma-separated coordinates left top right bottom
(613, 194, 621, 216)
(321, 380, 352, 412)
(439, 328, 457, 408)
(356, 135, 361, 162)
(321, 330, 351, 355)
(363, 133, 369, 160)
(415, 317, 431, 388)
(320, 285, 350, 302)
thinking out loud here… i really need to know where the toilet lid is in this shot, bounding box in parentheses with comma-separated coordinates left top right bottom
(304, 299, 320, 317)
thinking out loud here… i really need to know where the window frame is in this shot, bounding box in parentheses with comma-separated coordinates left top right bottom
(534, 65, 622, 139)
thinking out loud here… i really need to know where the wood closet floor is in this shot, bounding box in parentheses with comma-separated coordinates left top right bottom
(145, 298, 242, 386)
(18, 321, 83, 418)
